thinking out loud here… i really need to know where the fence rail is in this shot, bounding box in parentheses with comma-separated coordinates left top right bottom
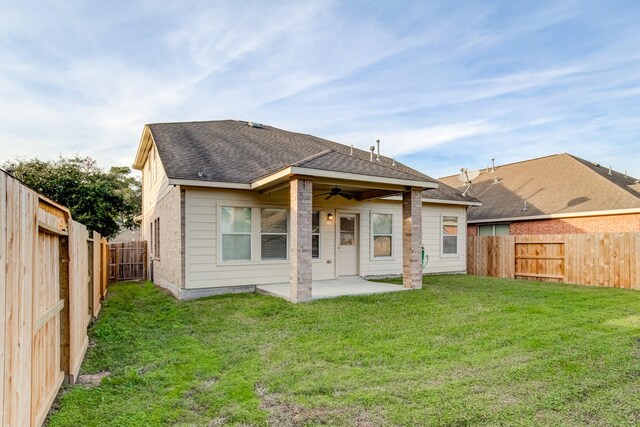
(467, 232, 640, 289)
(1, 170, 109, 427)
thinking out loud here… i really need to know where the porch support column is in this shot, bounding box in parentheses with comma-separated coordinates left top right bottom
(402, 188, 423, 289)
(290, 177, 313, 302)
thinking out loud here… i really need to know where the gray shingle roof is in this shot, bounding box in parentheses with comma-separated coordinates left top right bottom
(439, 153, 640, 222)
(148, 120, 433, 183)
(147, 120, 477, 203)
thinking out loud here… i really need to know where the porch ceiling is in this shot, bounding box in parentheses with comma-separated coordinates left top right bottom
(258, 178, 415, 201)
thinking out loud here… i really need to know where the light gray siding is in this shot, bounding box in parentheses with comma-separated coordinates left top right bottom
(184, 188, 467, 290)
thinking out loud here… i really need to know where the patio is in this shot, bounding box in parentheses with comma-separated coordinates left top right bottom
(256, 276, 409, 302)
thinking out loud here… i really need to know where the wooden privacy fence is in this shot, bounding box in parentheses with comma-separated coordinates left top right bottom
(108, 240, 147, 282)
(467, 232, 640, 289)
(1, 170, 109, 427)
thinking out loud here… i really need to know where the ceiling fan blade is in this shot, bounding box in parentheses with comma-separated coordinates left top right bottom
(339, 192, 354, 200)
(314, 192, 331, 197)
(325, 194, 333, 200)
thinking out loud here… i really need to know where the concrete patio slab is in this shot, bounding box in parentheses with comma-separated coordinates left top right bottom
(256, 276, 409, 302)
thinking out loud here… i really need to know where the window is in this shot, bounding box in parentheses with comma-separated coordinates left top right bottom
(372, 213, 393, 257)
(312, 211, 320, 259)
(154, 218, 160, 257)
(150, 221, 154, 255)
(261, 209, 288, 260)
(221, 207, 252, 261)
(442, 216, 458, 255)
(478, 224, 510, 236)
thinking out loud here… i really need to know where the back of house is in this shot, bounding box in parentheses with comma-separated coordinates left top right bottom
(133, 120, 479, 301)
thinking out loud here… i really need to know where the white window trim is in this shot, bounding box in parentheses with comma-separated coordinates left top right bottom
(312, 210, 321, 261)
(260, 208, 289, 261)
(441, 214, 460, 257)
(216, 203, 313, 266)
(219, 206, 253, 263)
(370, 211, 394, 260)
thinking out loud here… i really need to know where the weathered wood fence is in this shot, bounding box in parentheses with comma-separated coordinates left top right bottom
(1, 170, 109, 427)
(108, 241, 147, 282)
(467, 233, 640, 289)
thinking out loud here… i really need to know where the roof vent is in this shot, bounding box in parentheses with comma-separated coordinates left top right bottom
(247, 122, 263, 129)
(369, 146, 375, 162)
(608, 165, 612, 175)
(523, 201, 528, 212)
(493, 176, 501, 184)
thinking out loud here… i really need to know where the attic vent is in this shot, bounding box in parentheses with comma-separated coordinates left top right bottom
(247, 122, 263, 129)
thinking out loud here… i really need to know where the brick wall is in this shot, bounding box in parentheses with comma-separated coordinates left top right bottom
(147, 185, 183, 293)
(510, 213, 640, 235)
(467, 213, 640, 235)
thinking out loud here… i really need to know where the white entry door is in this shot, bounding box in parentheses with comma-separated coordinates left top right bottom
(337, 214, 358, 276)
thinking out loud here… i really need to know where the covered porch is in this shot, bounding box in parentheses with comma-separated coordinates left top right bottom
(253, 156, 436, 303)
(256, 276, 409, 301)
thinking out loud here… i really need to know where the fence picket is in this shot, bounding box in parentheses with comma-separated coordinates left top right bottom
(467, 232, 639, 289)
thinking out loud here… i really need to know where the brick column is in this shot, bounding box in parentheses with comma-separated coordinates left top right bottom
(403, 188, 423, 289)
(290, 178, 313, 302)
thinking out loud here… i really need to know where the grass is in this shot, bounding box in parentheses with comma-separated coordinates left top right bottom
(48, 275, 640, 426)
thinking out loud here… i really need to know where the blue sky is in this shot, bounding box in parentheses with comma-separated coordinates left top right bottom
(1, 1, 639, 178)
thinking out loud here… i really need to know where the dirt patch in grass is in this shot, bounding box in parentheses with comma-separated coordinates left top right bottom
(76, 371, 110, 387)
(256, 384, 386, 427)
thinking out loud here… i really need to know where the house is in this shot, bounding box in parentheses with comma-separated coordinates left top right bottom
(439, 153, 640, 236)
(110, 228, 141, 242)
(132, 120, 479, 302)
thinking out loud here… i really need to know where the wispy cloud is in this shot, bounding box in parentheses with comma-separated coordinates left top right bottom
(0, 0, 639, 180)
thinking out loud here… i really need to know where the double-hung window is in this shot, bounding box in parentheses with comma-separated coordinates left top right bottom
(478, 224, 510, 236)
(442, 216, 458, 255)
(221, 207, 252, 261)
(372, 213, 393, 258)
(312, 211, 320, 259)
(261, 209, 288, 260)
(154, 218, 160, 257)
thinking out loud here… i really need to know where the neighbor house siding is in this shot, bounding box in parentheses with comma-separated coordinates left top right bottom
(183, 188, 467, 290)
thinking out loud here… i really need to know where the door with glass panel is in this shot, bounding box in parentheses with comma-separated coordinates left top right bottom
(336, 214, 358, 276)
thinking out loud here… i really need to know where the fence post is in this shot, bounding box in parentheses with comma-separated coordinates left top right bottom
(59, 235, 71, 384)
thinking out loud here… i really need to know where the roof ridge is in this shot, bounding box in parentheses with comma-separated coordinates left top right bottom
(566, 154, 640, 200)
(439, 153, 565, 179)
(292, 149, 335, 166)
(309, 148, 432, 181)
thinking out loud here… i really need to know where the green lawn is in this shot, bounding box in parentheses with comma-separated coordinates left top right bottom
(48, 275, 640, 426)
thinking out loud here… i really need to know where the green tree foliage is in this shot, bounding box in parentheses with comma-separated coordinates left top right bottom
(4, 156, 141, 239)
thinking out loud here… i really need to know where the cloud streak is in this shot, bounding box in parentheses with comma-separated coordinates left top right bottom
(0, 0, 638, 180)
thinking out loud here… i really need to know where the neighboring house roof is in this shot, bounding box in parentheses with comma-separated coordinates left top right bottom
(439, 153, 640, 223)
(111, 228, 141, 242)
(134, 120, 478, 204)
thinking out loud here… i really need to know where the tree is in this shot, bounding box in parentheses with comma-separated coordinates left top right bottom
(4, 156, 141, 239)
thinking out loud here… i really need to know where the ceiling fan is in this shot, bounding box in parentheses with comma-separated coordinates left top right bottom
(314, 186, 355, 200)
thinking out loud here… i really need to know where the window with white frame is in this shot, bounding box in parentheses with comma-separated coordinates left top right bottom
(442, 216, 458, 255)
(372, 213, 393, 258)
(312, 211, 320, 259)
(261, 208, 288, 260)
(221, 207, 252, 261)
(478, 224, 510, 236)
